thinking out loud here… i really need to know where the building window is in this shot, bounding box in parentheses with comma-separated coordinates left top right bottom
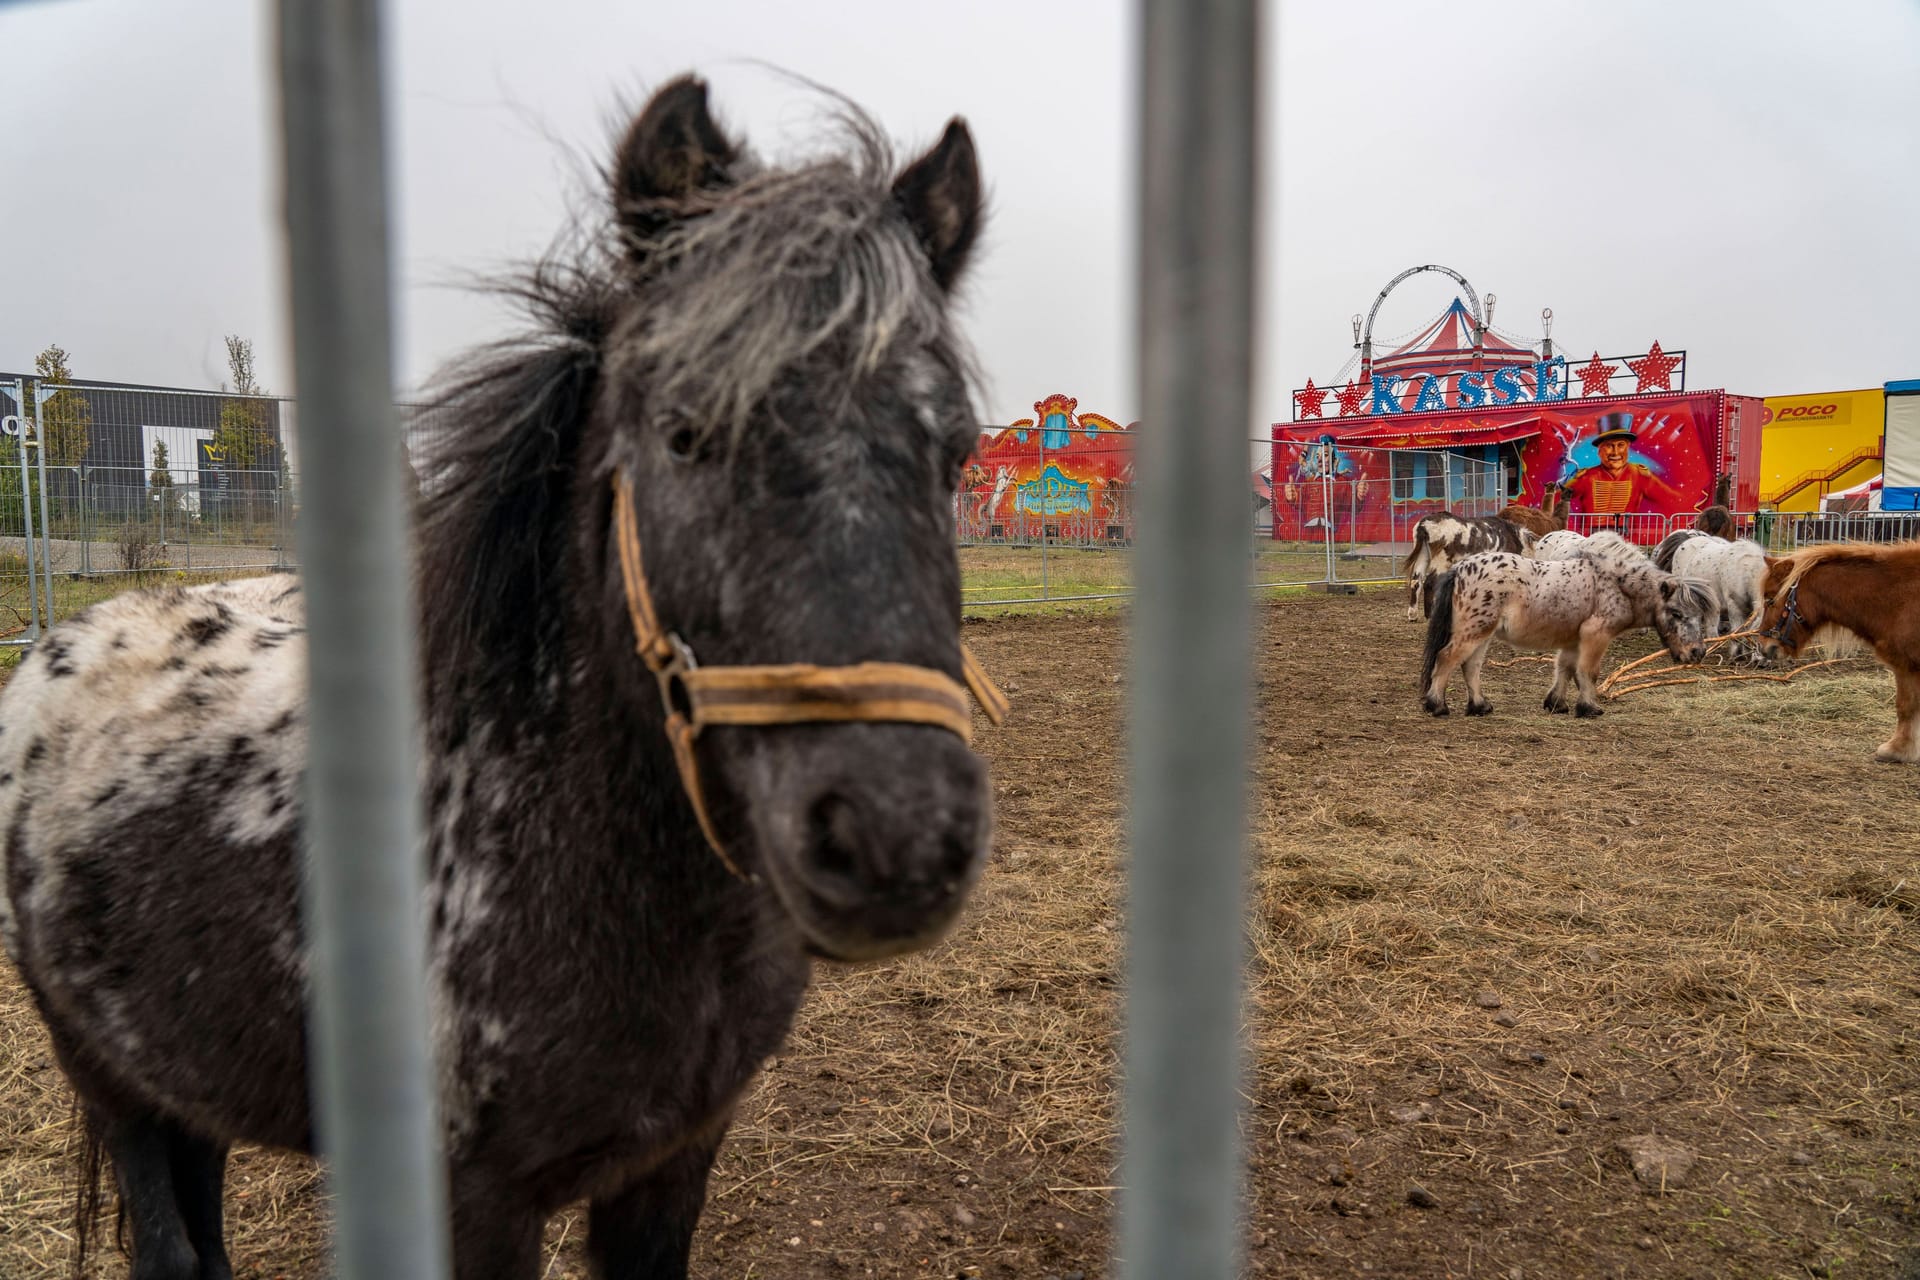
(1391, 451, 1448, 501)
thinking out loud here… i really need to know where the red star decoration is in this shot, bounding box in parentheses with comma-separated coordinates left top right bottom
(1334, 379, 1367, 416)
(1626, 341, 1681, 393)
(1294, 378, 1327, 420)
(1576, 352, 1618, 397)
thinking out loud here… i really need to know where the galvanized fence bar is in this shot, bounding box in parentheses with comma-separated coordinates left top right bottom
(278, 1, 451, 1276)
(2, 385, 45, 643)
(1122, 1, 1258, 1277)
(31, 390, 54, 631)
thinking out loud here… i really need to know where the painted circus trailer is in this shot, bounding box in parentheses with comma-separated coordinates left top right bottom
(1271, 390, 1763, 545)
(958, 393, 1137, 544)
(1271, 265, 1762, 545)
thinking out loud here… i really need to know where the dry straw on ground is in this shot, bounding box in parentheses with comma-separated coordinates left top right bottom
(3, 589, 1918, 1278)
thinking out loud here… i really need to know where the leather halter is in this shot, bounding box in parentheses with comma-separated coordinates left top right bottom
(1764, 579, 1808, 648)
(612, 473, 1010, 879)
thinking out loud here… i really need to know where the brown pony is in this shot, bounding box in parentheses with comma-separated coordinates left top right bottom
(1758, 542, 1920, 762)
(1694, 505, 1737, 540)
(1497, 483, 1568, 537)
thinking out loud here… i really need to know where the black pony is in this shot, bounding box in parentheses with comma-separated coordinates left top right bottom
(0, 76, 994, 1279)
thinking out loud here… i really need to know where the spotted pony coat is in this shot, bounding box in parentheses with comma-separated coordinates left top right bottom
(1420, 550, 1713, 719)
(1401, 513, 1536, 621)
(0, 75, 997, 1280)
(1534, 528, 1645, 568)
(0, 576, 307, 965)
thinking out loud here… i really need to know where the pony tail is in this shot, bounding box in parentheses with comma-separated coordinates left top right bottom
(1421, 570, 1458, 690)
(70, 1101, 110, 1279)
(1401, 522, 1430, 577)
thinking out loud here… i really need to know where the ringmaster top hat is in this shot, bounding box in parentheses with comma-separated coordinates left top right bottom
(1591, 412, 1636, 445)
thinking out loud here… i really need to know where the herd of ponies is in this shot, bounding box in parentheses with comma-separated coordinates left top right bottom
(1408, 486, 1920, 764)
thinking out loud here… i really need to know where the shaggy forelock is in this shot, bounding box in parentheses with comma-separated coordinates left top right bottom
(619, 112, 970, 445)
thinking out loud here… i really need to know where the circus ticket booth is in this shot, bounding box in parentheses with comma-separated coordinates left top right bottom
(1272, 266, 1762, 545)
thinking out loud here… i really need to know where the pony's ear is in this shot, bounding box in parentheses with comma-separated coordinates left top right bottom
(893, 119, 983, 291)
(612, 76, 741, 237)
(1659, 579, 1678, 600)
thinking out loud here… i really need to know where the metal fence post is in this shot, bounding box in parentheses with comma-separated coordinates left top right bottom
(4, 391, 42, 641)
(278, 2, 451, 1277)
(1039, 430, 1050, 600)
(1321, 453, 1336, 584)
(79, 466, 92, 578)
(31, 397, 55, 628)
(1124, 2, 1258, 1278)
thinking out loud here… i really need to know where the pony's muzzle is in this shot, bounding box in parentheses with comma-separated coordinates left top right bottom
(736, 724, 990, 961)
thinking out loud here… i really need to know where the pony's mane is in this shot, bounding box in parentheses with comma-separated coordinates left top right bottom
(411, 249, 621, 721)
(1592, 550, 1714, 618)
(408, 104, 972, 720)
(616, 108, 966, 449)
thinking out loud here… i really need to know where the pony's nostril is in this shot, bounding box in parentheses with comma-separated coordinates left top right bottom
(938, 827, 978, 887)
(805, 792, 863, 887)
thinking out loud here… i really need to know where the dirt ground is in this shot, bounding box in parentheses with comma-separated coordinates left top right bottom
(5, 588, 1920, 1278)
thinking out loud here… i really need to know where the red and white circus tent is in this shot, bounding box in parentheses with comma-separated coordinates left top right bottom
(1366, 297, 1538, 410)
(1821, 472, 1883, 512)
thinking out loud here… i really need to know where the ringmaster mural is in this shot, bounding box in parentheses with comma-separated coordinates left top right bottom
(959, 394, 1136, 543)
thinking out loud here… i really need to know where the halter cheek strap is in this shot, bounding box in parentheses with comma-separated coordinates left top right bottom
(1764, 580, 1806, 648)
(612, 473, 1009, 879)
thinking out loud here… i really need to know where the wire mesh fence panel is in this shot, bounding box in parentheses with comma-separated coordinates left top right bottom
(955, 429, 1315, 608)
(0, 486, 39, 641)
(1565, 511, 1672, 546)
(1782, 510, 1920, 548)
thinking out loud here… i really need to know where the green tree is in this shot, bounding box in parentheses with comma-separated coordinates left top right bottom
(212, 335, 274, 470)
(149, 439, 175, 499)
(32, 344, 92, 466)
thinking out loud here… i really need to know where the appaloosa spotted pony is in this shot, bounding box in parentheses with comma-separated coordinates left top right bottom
(1421, 550, 1713, 718)
(1, 76, 998, 1280)
(1534, 528, 1644, 568)
(1401, 512, 1536, 621)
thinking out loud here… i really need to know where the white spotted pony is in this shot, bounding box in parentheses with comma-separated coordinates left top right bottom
(1533, 528, 1644, 567)
(1421, 549, 1714, 719)
(1655, 529, 1770, 638)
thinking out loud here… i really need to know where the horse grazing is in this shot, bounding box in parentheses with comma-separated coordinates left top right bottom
(1535, 528, 1643, 567)
(1670, 535, 1769, 636)
(1421, 550, 1712, 718)
(1651, 526, 1702, 571)
(1402, 513, 1535, 621)
(1496, 483, 1569, 538)
(1758, 542, 1920, 762)
(0, 77, 1000, 1280)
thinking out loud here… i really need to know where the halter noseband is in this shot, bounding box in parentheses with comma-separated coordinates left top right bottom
(1764, 579, 1807, 648)
(612, 473, 1010, 880)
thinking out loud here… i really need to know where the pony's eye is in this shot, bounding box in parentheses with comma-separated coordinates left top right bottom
(666, 425, 699, 462)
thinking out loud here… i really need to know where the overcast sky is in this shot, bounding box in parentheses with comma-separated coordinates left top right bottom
(3, 0, 1917, 434)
